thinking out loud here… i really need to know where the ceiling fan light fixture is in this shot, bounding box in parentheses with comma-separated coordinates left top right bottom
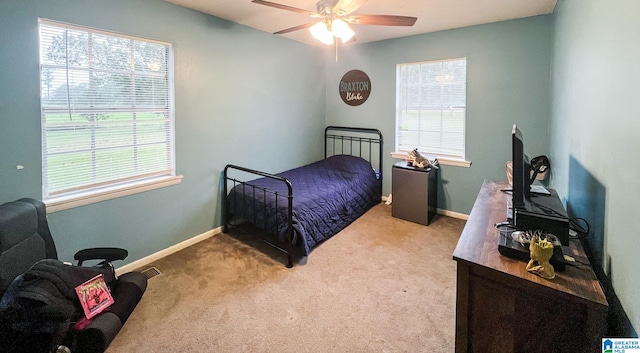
(332, 19, 355, 43)
(310, 21, 334, 45)
(310, 19, 354, 45)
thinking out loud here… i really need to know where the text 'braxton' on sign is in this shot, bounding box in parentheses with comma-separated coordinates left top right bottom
(339, 70, 371, 106)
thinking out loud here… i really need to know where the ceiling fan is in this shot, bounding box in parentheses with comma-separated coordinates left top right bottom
(251, 0, 418, 45)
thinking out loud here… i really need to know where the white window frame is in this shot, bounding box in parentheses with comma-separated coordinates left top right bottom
(394, 58, 470, 167)
(39, 19, 181, 212)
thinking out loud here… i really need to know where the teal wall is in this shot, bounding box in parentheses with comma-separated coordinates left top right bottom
(324, 16, 554, 215)
(0, 0, 325, 264)
(550, 0, 640, 331)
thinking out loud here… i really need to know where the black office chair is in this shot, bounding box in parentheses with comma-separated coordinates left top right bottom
(0, 198, 147, 353)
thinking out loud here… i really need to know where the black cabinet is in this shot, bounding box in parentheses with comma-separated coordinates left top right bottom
(391, 161, 437, 225)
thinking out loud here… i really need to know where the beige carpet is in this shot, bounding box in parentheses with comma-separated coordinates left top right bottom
(106, 203, 465, 353)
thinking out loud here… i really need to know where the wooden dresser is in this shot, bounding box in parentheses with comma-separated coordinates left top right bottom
(452, 180, 608, 353)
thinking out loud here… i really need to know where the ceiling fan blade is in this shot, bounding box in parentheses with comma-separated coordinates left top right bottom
(251, 0, 315, 16)
(345, 14, 417, 26)
(334, 0, 368, 16)
(274, 22, 315, 35)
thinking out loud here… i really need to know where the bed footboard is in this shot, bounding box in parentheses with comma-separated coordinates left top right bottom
(222, 164, 295, 268)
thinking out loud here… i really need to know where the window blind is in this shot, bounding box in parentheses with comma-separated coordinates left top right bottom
(39, 19, 174, 200)
(396, 58, 467, 161)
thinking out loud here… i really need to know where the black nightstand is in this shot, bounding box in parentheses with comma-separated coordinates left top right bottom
(391, 161, 438, 225)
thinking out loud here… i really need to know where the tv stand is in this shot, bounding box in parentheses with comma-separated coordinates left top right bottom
(453, 180, 608, 353)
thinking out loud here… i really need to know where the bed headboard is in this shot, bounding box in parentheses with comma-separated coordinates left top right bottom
(324, 126, 384, 181)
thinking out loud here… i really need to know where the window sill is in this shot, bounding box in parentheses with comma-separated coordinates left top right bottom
(45, 175, 183, 213)
(390, 151, 471, 168)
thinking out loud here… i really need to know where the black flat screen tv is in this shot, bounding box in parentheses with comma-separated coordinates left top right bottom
(511, 124, 531, 209)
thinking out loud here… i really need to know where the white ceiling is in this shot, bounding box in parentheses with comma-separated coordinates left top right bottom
(164, 0, 557, 47)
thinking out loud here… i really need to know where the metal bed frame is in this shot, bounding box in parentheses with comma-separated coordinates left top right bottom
(222, 126, 383, 267)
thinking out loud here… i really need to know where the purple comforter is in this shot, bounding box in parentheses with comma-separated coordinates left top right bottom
(227, 155, 381, 256)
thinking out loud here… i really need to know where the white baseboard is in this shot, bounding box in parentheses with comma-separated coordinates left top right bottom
(437, 208, 469, 220)
(116, 227, 221, 275)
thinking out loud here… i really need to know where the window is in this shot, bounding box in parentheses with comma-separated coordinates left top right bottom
(396, 58, 468, 165)
(39, 19, 178, 210)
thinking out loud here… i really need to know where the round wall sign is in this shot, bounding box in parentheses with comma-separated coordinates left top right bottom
(339, 70, 371, 106)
